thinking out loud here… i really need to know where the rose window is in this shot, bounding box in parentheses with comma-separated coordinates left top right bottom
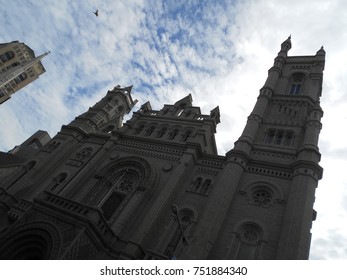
(251, 190, 272, 207)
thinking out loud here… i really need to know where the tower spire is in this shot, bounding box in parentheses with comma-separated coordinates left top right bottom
(280, 35, 292, 53)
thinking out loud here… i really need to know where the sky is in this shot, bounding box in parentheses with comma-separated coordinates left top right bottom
(0, 0, 346, 260)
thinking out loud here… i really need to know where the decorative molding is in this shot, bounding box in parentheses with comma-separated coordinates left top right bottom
(114, 145, 181, 162)
(197, 167, 219, 176)
(66, 159, 83, 167)
(119, 140, 183, 155)
(162, 163, 173, 172)
(247, 165, 292, 179)
(251, 150, 296, 161)
(290, 65, 311, 70)
(199, 160, 223, 169)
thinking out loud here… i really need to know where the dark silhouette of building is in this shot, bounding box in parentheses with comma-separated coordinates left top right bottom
(0, 37, 325, 259)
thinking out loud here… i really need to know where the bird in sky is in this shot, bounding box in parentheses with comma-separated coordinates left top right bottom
(93, 9, 99, 17)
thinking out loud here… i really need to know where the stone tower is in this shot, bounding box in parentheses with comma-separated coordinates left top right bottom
(0, 38, 325, 259)
(208, 36, 325, 260)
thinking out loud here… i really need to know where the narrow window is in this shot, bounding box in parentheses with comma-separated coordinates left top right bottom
(51, 173, 67, 192)
(289, 74, 304, 95)
(14, 73, 27, 84)
(284, 132, 293, 146)
(276, 131, 284, 145)
(290, 84, 301, 95)
(102, 192, 126, 220)
(156, 127, 167, 138)
(164, 209, 193, 258)
(235, 225, 263, 260)
(168, 128, 179, 140)
(0, 51, 15, 63)
(100, 171, 138, 221)
(266, 130, 275, 144)
(133, 124, 144, 135)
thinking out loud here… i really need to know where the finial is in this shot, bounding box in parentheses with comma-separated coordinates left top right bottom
(316, 45, 325, 56)
(280, 36, 292, 52)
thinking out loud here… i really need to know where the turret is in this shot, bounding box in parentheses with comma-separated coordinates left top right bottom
(63, 85, 137, 135)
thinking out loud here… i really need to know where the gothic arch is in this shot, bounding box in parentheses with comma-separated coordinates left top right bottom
(25, 160, 37, 171)
(188, 176, 213, 195)
(179, 127, 196, 142)
(154, 124, 169, 138)
(143, 122, 158, 137)
(0, 221, 62, 260)
(287, 72, 307, 95)
(167, 125, 182, 140)
(49, 172, 69, 193)
(161, 206, 197, 258)
(229, 219, 268, 260)
(87, 157, 157, 223)
(5, 160, 38, 191)
(95, 157, 155, 191)
(133, 122, 146, 135)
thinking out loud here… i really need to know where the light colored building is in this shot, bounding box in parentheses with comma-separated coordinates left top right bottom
(0, 41, 49, 104)
(0, 38, 325, 259)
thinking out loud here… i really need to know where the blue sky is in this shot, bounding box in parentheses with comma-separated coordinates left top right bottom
(1, 0, 347, 259)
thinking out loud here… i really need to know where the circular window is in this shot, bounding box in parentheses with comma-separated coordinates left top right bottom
(241, 227, 261, 244)
(251, 190, 273, 207)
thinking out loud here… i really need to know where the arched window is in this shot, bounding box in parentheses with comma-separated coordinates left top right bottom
(189, 177, 202, 193)
(7, 61, 20, 69)
(266, 129, 275, 144)
(0, 51, 15, 63)
(144, 124, 156, 136)
(284, 131, 294, 146)
(201, 179, 213, 195)
(133, 124, 145, 135)
(14, 73, 27, 84)
(265, 129, 295, 146)
(235, 223, 264, 260)
(50, 172, 68, 193)
(103, 125, 115, 134)
(188, 177, 213, 196)
(275, 131, 284, 145)
(289, 73, 305, 95)
(167, 128, 180, 140)
(180, 129, 192, 142)
(155, 126, 168, 138)
(44, 141, 61, 153)
(99, 169, 140, 221)
(164, 207, 194, 259)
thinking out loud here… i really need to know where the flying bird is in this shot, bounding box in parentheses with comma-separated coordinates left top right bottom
(93, 9, 99, 17)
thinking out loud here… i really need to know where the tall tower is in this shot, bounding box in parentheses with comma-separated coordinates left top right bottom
(0, 41, 49, 104)
(0, 38, 325, 260)
(208, 36, 325, 259)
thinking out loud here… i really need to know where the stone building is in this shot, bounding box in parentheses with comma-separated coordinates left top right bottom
(0, 37, 325, 259)
(0, 41, 48, 104)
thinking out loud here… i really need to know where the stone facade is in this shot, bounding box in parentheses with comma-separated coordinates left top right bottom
(0, 41, 47, 104)
(0, 37, 325, 259)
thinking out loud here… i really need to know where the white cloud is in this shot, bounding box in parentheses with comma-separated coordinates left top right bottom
(1, 0, 347, 260)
